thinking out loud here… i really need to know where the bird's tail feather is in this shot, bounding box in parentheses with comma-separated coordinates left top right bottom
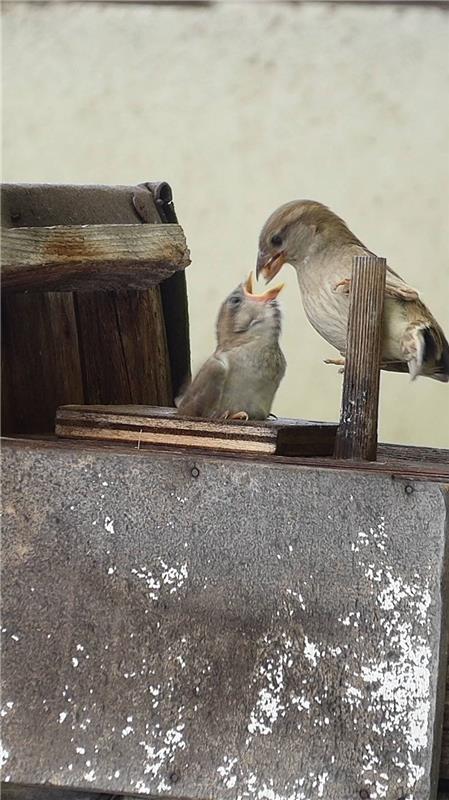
(403, 323, 449, 383)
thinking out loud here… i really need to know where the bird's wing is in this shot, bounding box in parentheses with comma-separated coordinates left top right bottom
(361, 250, 420, 301)
(176, 355, 228, 418)
(336, 255, 420, 302)
(385, 266, 420, 302)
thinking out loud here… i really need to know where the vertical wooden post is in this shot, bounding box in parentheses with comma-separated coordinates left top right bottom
(334, 255, 386, 461)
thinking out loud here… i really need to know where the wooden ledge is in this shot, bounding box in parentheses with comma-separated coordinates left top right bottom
(1, 223, 190, 292)
(55, 404, 338, 457)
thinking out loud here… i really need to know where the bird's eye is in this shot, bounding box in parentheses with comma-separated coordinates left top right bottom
(228, 294, 242, 307)
(271, 234, 283, 247)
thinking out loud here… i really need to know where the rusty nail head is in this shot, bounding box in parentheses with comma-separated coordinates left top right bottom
(169, 771, 180, 783)
(405, 484, 414, 495)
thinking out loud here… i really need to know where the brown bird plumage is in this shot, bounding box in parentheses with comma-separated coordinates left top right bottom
(177, 273, 286, 420)
(257, 200, 449, 382)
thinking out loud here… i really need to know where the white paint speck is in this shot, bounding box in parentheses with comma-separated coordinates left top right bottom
(139, 723, 186, 779)
(248, 635, 293, 736)
(303, 635, 320, 667)
(104, 516, 115, 534)
(1, 744, 10, 767)
(217, 756, 238, 789)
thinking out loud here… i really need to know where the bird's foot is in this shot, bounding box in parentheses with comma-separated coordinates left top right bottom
(222, 410, 249, 421)
(324, 357, 345, 366)
(333, 278, 351, 294)
(324, 356, 345, 374)
(228, 411, 249, 421)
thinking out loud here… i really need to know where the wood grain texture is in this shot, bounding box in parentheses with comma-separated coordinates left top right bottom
(1, 223, 190, 292)
(335, 255, 386, 461)
(55, 404, 338, 457)
(73, 291, 172, 406)
(1, 293, 84, 434)
(441, 663, 449, 780)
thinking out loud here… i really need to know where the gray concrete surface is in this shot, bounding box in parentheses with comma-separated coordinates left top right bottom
(1, 439, 448, 799)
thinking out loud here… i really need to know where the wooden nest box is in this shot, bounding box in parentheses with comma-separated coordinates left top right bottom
(1, 181, 449, 800)
(1, 181, 191, 435)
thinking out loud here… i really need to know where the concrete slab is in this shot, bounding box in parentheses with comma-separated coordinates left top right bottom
(1, 439, 448, 800)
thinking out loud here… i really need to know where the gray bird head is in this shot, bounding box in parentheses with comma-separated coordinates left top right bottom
(217, 272, 284, 348)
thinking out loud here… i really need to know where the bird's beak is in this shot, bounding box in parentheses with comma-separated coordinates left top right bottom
(256, 250, 287, 284)
(243, 271, 284, 302)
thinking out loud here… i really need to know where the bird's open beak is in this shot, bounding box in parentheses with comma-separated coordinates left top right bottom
(256, 250, 287, 284)
(243, 271, 284, 302)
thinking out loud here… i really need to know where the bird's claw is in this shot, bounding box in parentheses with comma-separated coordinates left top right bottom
(333, 278, 351, 294)
(324, 357, 346, 366)
(229, 411, 249, 421)
(324, 356, 345, 374)
(221, 410, 249, 421)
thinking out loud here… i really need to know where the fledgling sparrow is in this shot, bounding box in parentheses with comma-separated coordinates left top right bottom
(257, 200, 449, 381)
(177, 273, 286, 420)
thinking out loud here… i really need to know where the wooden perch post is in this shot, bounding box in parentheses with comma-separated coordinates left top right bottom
(334, 255, 386, 461)
(1, 223, 190, 292)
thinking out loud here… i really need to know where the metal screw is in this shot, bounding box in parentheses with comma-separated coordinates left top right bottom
(405, 484, 414, 495)
(169, 771, 180, 784)
(191, 466, 200, 479)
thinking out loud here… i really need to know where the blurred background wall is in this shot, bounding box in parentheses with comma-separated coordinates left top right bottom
(2, 0, 448, 446)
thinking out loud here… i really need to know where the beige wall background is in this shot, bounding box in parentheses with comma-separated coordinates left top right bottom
(2, 1, 448, 446)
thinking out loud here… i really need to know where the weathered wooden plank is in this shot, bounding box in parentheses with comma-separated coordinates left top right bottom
(1, 439, 448, 799)
(1, 293, 84, 434)
(335, 255, 386, 461)
(376, 443, 449, 466)
(1, 285, 173, 434)
(73, 292, 172, 407)
(55, 404, 337, 456)
(54, 405, 449, 472)
(1, 223, 190, 292)
(441, 663, 449, 780)
(113, 291, 172, 404)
